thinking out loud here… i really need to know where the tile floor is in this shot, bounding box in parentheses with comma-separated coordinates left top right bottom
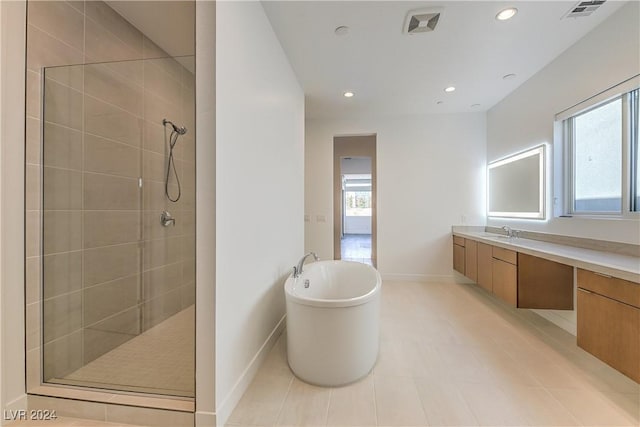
(227, 281, 640, 427)
(6, 416, 145, 427)
(341, 234, 372, 265)
(59, 305, 194, 397)
(10, 282, 639, 427)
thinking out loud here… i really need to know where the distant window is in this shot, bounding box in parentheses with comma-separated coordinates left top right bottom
(345, 191, 371, 217)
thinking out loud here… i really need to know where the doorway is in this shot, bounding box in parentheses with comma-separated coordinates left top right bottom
(333, 135, 377, 266)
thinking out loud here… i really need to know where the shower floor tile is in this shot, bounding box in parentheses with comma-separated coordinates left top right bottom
(226, 281, 640, 427)
(59, 305, 194, 397)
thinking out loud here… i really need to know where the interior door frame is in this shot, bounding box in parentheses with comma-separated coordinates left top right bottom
(333, 134, 377, 266)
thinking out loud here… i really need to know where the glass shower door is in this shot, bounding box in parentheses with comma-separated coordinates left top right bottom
(41, 56, 195, 397)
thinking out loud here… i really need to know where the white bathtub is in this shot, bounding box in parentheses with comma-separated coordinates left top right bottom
(285, 260, 382, 386)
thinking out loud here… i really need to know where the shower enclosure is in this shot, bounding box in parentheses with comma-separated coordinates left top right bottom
(40, 56, 195, 397)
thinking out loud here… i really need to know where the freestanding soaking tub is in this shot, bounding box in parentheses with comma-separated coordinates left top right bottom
(285, 260, 382, 386)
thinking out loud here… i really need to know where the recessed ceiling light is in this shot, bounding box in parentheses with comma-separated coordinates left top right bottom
(335, 26, 349, 36)
(444, 86, 456, 93)
(496, 7, 518, 21)
(343, 91, 355, 98)
(471, 103, 481, 108)
(503, 73, 517, 80)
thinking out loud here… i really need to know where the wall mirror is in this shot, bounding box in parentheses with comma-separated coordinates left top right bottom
(488, 145, 545, 219)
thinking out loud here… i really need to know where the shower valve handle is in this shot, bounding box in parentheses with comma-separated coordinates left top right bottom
(161, 211, 176, 227)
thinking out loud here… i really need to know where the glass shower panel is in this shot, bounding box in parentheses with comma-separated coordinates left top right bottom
(41, 56, 195, 397)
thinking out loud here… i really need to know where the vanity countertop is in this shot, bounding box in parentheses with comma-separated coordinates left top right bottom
(452, 229, 640, 283)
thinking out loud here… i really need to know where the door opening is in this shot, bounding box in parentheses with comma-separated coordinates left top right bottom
(333, 135, 377, 266)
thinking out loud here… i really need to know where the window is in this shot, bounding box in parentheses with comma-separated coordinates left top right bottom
(560, 83, 639, 216)
(345, 191, 371, 217)
(344, 174, 372, 217)
(571, 97, 622, 213)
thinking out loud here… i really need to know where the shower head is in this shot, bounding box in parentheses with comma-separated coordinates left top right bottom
(162, 119, 187, 135)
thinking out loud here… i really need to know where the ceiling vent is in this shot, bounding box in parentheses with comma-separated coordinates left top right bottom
(563, 1, 606, 18)
(403, 8, 443, 34)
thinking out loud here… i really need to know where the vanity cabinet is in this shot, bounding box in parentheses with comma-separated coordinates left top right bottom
(518, 253, 573, 310)
(453, 236, 465, 275)
(577, 269, 640, 383)
(464, 239, 478, 282)
(451, 232, 640, 383)
(492, 247, 518, 305)
(477, 243, 493, 292)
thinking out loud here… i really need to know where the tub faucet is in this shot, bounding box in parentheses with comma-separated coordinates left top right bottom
(293, 252, 319, 278)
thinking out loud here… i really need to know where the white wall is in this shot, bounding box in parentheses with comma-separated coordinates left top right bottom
(306, 114, 486, 281)
(215, 1, 304, 424)
(487, 1, 640, 244)
(0, 1, 27, 423)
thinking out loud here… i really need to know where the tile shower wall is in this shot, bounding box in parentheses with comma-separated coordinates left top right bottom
(25, 0, 195, 389)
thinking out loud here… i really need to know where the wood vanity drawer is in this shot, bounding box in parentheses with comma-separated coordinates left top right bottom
(577, 269, 640, 308)
(577, 288, 640, 383)
(492, 247, 517, 265)
(453, 244, 465, 274)
(453, 235, 465, 246)
(464, 239, 478, 282)
(518, 253, 573, 310)
(493, 258, 517, 306)
(477, 243, 493, 292)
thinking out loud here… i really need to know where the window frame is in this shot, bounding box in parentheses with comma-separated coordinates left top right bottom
(629, 89, 639, 212)
(557, 76, 640, 219)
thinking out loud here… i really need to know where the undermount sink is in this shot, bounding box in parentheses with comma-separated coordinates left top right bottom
(480, 232, 505, 237)
(479, 233, 515, 241)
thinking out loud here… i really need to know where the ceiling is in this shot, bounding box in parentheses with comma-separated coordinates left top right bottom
(262, 1, 626, 119)
(106, 1, 195, 71)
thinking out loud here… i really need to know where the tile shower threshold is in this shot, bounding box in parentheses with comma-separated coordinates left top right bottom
(28, 385, 194, 412)
(46, 377, 193, 398)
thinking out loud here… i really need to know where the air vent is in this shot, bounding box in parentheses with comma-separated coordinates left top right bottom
(563, 1, 606, 18)
(403, 8, 443, 34)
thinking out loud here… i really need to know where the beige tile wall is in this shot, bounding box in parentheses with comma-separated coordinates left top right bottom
(26, 0, 195, 395)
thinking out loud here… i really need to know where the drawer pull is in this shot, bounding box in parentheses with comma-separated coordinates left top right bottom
(593, 272, 613, 279)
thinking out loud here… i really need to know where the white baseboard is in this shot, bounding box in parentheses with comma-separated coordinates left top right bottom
(195, 410, 216, 427)
(215, 315, 286, 427)
(381, 273, 462, 284)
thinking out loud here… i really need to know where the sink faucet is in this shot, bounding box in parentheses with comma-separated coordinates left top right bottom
(502, 225, 514, 238)
(293, 252, 319, 278)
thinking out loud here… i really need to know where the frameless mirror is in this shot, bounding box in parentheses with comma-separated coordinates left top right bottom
(488, 145, 545, 219)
